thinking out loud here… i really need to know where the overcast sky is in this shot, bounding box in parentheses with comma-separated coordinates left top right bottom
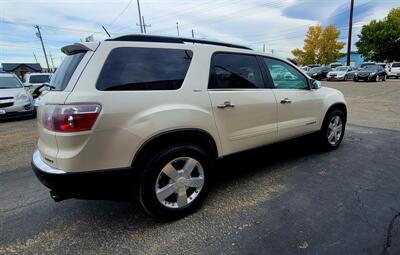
(0, 0, 398, 68)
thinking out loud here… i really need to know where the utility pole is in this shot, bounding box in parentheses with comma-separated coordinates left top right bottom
(34, 25, 50, 71)
(33, 52, 38, 63)
(49, 52, 55, 71)
(141, 16, 151, 34)
(191, 29, 194, 38)
(263, 44, 265, 52)
(137, 0, 143, 33)
(176, 22, 180, 37)
(346, 0, 354, 66)
(271, 49, 274, 54)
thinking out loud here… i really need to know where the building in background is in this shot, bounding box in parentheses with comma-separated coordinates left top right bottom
(1, 63, 42, 80)
(336, 52, 365, 67)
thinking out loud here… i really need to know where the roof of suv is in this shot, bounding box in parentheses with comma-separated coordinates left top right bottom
(105, 34, 252, 50)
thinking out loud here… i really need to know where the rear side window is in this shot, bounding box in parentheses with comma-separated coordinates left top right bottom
(392, 63, 400, 67)
(96, 48, 193, 91)
(50, 52, 85, 91)
(209, 53, 264, 89)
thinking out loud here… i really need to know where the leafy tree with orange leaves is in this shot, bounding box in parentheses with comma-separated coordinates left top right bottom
(292, 24, 345, 66)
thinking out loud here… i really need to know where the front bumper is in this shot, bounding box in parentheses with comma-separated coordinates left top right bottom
(355, 75, 375, 81)
(31, 150, 136, 200)
(327, 76, 345, 80)
(0, 101, 35, 120)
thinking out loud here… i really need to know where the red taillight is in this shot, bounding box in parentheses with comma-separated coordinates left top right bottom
(42, 104, 101, 132)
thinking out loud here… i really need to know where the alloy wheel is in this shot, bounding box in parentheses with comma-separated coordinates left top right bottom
(327, 115, 343, 146)
(155, 157, 205, 209)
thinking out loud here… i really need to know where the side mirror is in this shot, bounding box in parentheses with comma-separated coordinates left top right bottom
(310, 79, 321, 89)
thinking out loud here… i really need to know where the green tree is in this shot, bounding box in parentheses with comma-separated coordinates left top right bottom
(356, 7, 400, 62)
(292, 24, 345, 66)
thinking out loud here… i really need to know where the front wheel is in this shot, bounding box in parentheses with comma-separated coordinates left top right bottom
(138, 144, 211, 219)
(319, 109, 346, 150)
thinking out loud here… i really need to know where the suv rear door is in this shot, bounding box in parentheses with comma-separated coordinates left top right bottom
(207, 52, 277, 155)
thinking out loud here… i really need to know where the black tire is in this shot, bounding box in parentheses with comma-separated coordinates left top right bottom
(353, 77, 358, 82)
(138, 144, 212, 220)
(319, 109, 346, 150)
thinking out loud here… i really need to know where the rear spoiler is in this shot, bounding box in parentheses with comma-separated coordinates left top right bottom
(61, 42, 100, 55)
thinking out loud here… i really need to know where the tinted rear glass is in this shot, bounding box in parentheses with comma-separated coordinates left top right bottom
(96, 48, 193, 91)
(392, 63, 400, 67)
(29, 75, 50, 84)
(50, 52, 85, 91)
(209, 53, 264, 89)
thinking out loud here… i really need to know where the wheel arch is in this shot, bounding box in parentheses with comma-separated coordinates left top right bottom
(131, 128, 219, 168)
(322, 103, 347, 128)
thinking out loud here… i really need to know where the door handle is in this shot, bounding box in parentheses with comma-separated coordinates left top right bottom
(280, 98, 292, 104)
(217, 101, 235, 109)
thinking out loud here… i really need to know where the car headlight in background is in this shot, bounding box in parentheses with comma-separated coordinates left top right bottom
(15, 91, 29, 102)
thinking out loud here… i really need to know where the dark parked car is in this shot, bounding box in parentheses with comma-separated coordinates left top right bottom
(306, 66, 332, 80)
(354, 65, 387, 82)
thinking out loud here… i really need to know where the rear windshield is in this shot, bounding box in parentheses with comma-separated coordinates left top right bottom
(392, 63, 400, 67)
(29, 75, 50, 84)
(0, 76, 22, 89)
(96, 47, 193, 91)
(50, 52, 85, 91)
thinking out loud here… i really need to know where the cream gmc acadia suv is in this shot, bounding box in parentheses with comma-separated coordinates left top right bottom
(32, 35, 347, 219)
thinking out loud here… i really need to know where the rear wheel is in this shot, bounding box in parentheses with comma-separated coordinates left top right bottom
(320, 109, 346, 150)
(138, 144, 211, 219)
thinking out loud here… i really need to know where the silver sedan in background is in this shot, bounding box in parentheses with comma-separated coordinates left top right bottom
(0, 73, 35, 120)
(327, 66, 356, 81)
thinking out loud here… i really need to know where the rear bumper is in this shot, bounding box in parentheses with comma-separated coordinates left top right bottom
(31, 150, 136, 200)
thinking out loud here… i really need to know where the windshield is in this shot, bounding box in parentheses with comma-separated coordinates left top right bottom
(310, 67, 323, 72)
(335, 67, 348, 71)
(0, 76, 22, 89)
(29, 75, 50, 84)
(362, 65, 380, 71)
(50, 52, 85, 91)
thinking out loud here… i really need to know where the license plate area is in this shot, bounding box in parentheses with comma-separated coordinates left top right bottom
(0, 109, 6, 115)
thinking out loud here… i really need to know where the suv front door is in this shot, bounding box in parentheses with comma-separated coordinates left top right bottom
(262, 57, 322, 141)
(208, 52, 277, 155)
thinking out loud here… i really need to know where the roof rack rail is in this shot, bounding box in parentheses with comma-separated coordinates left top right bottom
(106, 34, 252, 50)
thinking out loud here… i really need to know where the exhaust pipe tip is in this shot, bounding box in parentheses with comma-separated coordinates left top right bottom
(50, 191, 68, 202)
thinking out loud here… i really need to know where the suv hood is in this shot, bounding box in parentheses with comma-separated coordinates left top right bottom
(0, 88, 24, 98)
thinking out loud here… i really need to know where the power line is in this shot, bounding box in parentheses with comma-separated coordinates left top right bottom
(107, 0, 134, 27)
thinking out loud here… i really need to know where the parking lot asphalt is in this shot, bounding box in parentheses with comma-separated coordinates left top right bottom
(1, 79, 400, 254)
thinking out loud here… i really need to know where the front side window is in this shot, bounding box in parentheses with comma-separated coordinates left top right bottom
(209, 53, 264, 89)
(97, 48, 193, 91)
(263, 58, 309, 89)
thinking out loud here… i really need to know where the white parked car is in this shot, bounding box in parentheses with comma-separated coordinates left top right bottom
(32, 35, 347, 219)
(0, 73, 35, 119)
(387, 62, 400, 79)
(327, 66, 356, 81)
(23, 73, 52, 92)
